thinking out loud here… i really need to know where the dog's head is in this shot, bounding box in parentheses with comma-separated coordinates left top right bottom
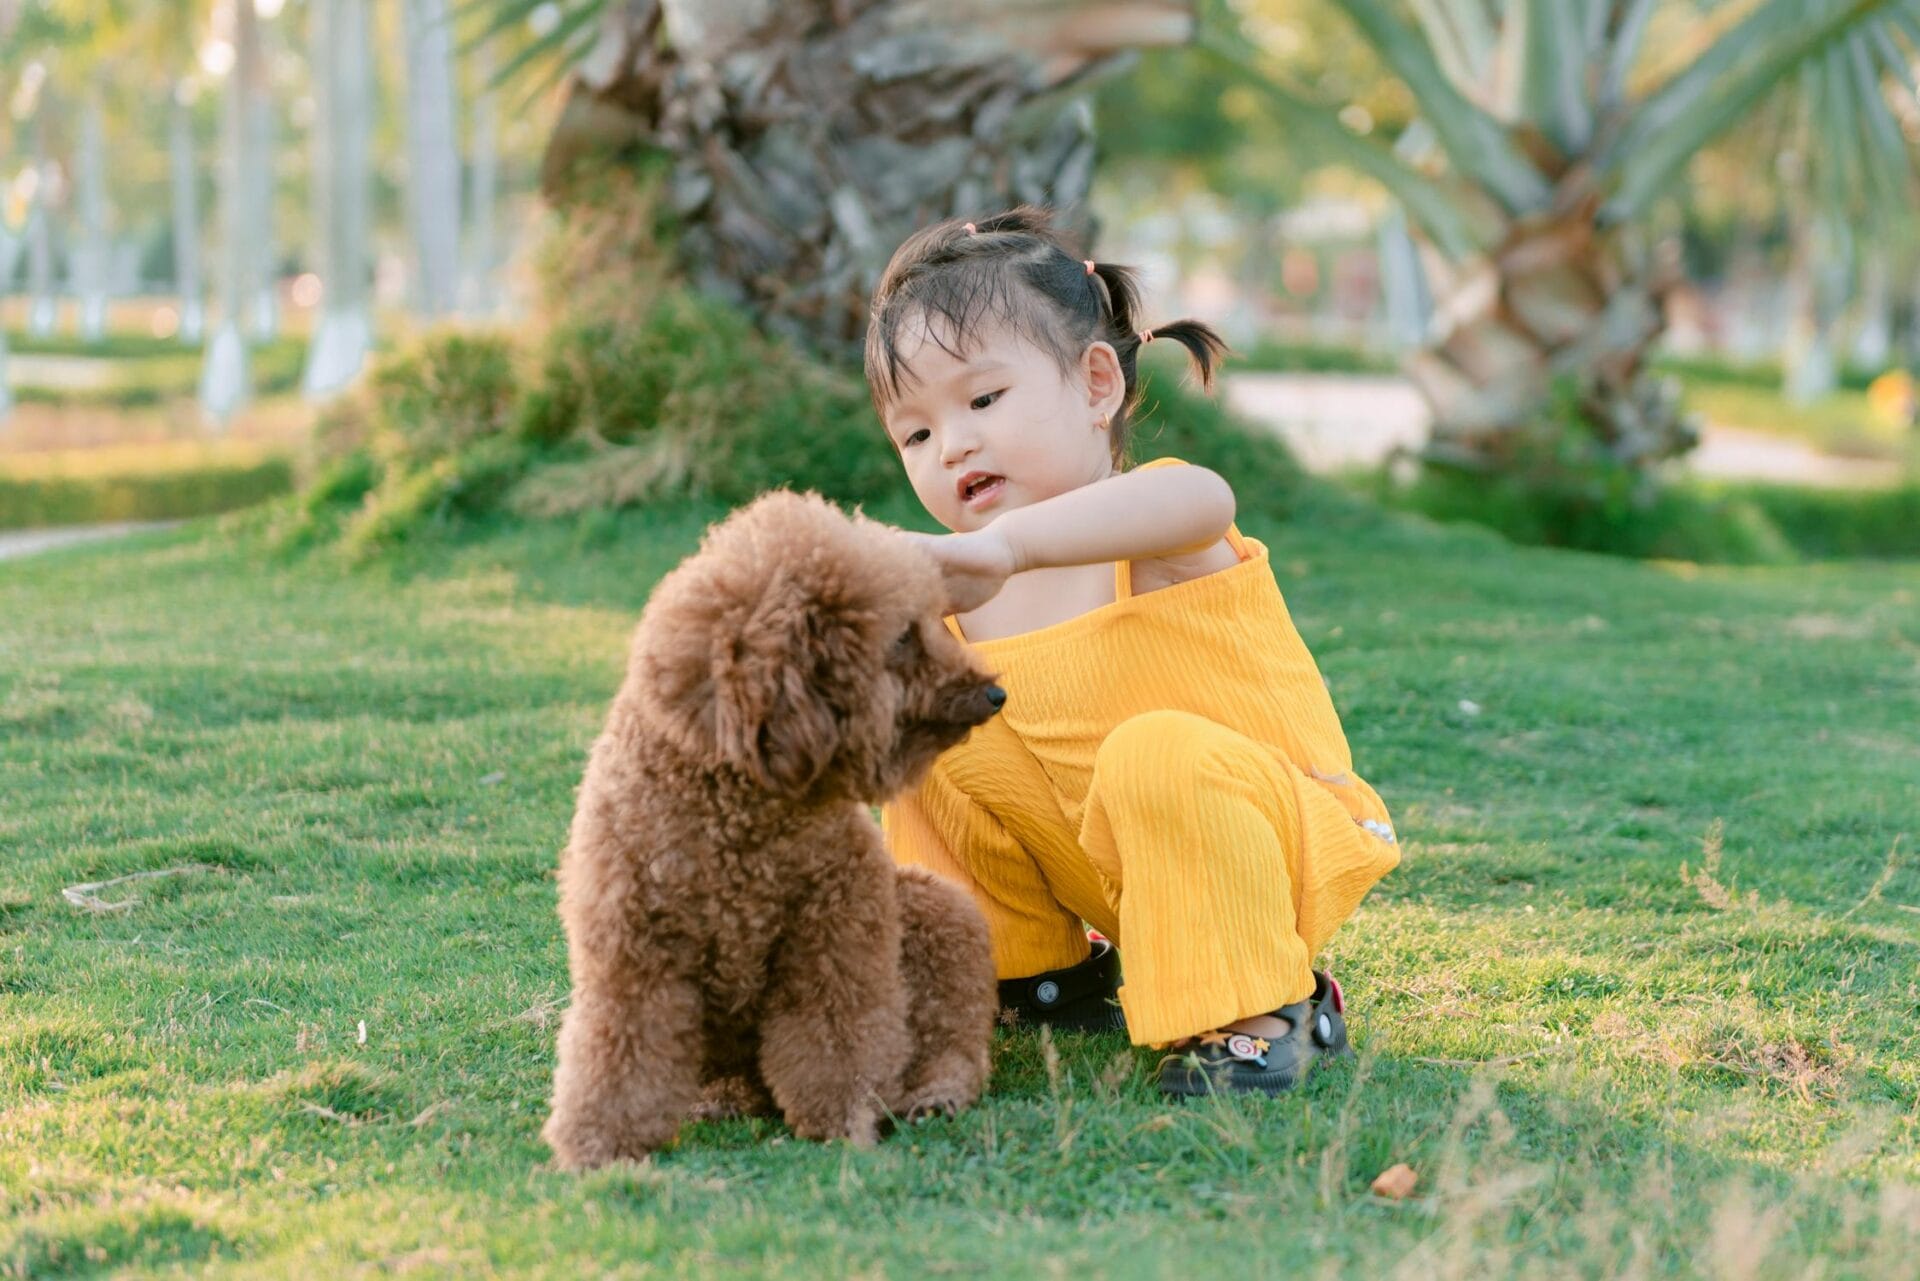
(633, 491, 1004, 801)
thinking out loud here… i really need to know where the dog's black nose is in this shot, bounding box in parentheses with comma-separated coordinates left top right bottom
(985, 685, 1007, 710)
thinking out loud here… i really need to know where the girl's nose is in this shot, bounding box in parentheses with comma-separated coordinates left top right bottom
(939, 429, 978, 466)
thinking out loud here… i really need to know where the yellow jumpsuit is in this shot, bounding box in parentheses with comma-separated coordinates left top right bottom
(883, 459, 1400, 1045)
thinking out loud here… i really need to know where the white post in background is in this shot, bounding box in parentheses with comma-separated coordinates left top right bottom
(75, 89, 109, 341)
(403, 0, 461, 319)
(461, 40, 498, 317)
(302, 0, 373, 399)
(170, 81, 206, 343)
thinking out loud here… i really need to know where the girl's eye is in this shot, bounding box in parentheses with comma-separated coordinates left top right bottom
(970, 390, 1004, 411)
(902, 428, 929, 447)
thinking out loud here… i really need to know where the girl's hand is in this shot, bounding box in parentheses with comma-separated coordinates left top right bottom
(898, 528, 1018, 614)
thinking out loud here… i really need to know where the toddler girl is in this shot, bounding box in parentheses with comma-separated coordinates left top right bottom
(869, 207, 1398, 1096)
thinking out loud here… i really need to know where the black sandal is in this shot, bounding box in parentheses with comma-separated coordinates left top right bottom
(1157, 971, 1349, 1097)
(997, 935, 1127, 1033)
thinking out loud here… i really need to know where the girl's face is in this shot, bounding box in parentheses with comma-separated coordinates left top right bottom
(880, 315, 1124, 534)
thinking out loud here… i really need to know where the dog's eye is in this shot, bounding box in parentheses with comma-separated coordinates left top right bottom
(892, 626, 918, 659)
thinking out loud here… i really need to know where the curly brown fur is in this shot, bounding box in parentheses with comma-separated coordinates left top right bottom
(543, 491, 1003, 1169)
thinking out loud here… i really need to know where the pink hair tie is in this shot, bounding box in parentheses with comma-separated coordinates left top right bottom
(963, 222, 978, 235)
(1138, 328, 1155, 345)
(1084, 260, 1096, 275)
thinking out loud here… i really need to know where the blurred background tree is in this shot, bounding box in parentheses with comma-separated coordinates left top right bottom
(1195, 0, 1920, 476)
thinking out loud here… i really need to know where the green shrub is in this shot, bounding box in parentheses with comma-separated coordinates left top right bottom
(1232, 338, 1398, 376)
(279, 288, 1332, 561)
(1654, 350, 1892, 395)
(1382, 464, 1799, 564)
(507, 289, 902, 510)
(365, 330, 521, 467)
(0, 459, 293, 529)
(1735, 483, 1920, 560)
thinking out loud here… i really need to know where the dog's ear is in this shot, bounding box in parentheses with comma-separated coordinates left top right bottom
(707, 599, 848, 795)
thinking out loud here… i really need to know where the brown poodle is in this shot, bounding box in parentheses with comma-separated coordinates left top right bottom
(543, 490, 1004, 1169)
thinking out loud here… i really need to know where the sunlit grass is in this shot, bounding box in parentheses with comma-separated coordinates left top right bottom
(2, 500, 1915, 1276)
(0, 439, 287, 481)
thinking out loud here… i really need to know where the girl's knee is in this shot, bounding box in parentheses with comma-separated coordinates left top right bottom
(1094, 710, 1255, 792)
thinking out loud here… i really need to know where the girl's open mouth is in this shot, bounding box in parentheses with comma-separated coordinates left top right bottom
(959, 473, 1005, 507)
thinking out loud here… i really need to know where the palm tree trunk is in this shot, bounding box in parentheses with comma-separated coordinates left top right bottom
(1377, 209, 1429, 351)
(461, 42, 500, 317)
(1406, 197, 1694, 470)
(26, 106, 56, 337)
(0, 226, 14, 420)
(247, 14, 280, 342)
(1782, 211, 1847, 405)
(403, 0, 461, 319)
(200, 0, 262, 426)
(169, 84, 206, 344)
(541, 0, 1195, 353)
(75, 90, 109, 342)
(1848, 249, 1891, 372)
(302, 0, 374, 398)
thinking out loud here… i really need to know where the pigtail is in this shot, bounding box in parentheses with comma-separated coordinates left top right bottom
(1087, 260, 1143, 340)
(1138, 319, 1230, 392)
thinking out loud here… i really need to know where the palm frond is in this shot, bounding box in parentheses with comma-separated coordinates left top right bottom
(1330, 0, 1553, 215)
(1605, 0, 1920, 223)
(454, 0, 608, 88)
(1193, 28, 1495, 260)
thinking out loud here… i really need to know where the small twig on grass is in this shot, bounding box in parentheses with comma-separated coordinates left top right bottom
(61, 864, 212, 913)
(1839, 836, 1904, 921)
(1414, 1046, 1563, 1069)
(244, 998, 291, 1015)
(408, 1100, 453, 1128)
(297, 1100, 363, 1126)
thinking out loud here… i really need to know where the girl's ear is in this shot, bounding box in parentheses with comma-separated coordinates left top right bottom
(1083, 341, 1125, 423)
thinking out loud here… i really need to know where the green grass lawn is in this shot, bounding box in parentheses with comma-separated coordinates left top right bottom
(3, 497, 1917, 1277)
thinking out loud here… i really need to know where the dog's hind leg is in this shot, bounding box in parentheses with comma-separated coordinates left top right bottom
(888, 865, 995, 1121)
(543, 965, 703, 1169)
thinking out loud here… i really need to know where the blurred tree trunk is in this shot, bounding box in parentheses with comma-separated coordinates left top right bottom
(461, 42, 500, 316)
(1849, 250, 1892, 371)
(74, 89, 109, 342)
(26, 104, 56, 337)
(1782, 210, 1847, 405)
(200, 0, 263, 426)
(169, 83, 206, 343)
(0, 222, 15, 420)
(540, 0, 1196, 353)
(403, 0, 462, 318)
(248, 13, 280, 341)
(303, 0, 374, 398)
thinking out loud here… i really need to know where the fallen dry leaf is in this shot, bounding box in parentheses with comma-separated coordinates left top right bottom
(1370, 1163, 1418, 1200)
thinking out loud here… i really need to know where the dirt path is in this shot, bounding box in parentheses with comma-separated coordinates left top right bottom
(0, 521, 182, 563)
(1224, 373, 1904, 488)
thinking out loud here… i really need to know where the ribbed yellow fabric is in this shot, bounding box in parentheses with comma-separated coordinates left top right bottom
(883, 458, 1399, 1045)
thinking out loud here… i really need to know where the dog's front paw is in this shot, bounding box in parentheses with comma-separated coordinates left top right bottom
(786, 1095, 885, 1148)
(893, 1053, 986, 1123)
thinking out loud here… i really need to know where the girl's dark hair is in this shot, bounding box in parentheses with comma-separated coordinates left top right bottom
(863, 206, 1229, 465)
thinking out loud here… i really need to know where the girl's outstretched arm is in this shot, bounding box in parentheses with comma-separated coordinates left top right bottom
(899, 464, 1235, 613)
